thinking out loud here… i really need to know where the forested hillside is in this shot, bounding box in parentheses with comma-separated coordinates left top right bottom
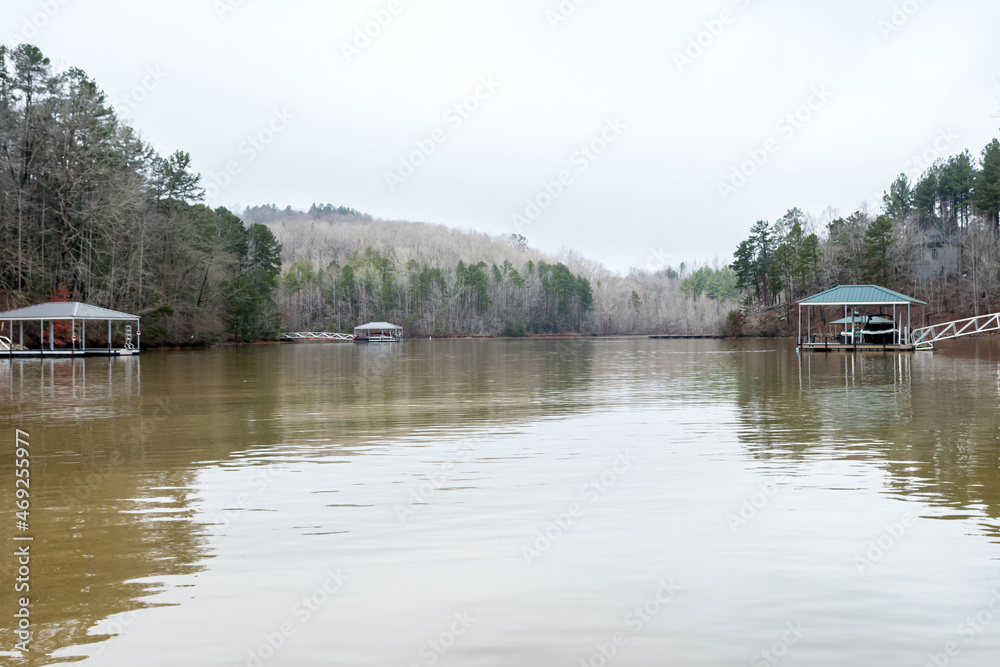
(730, 137, 1000, 333)
(263, 207, 735, 336)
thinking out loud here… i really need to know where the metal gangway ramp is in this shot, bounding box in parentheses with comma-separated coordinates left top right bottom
(910, 312, 1000, 350)
(281, 332, 355, 341)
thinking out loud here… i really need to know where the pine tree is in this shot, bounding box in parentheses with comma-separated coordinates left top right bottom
(882, 173, 913, 220)
(973, 139, 1000, 227)
(862, 215, 893, 285)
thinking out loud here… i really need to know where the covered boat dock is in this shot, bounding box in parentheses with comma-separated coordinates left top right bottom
(353, 322, 402, 343)
(0, 302, 141, 358)
(797, 285, 927, 351)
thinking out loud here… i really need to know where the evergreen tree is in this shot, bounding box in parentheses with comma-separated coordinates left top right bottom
(973, 139, 1000, 227)
(749, 220, 772, 302)
(882, 173, 913, 220)
(731, 239, 757, 299)
(224, 223, 282, 340)
(913, 167, 940, 217)
(862, 215, 893, 285)
(941, 151, 975, 224)
(796, 234, 820, 293)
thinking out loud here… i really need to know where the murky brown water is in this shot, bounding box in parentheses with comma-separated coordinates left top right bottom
(2, 338, 1000, 666)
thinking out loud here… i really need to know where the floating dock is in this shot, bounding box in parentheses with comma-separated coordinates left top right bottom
(3, 348, 139, 358)
(799, 341, 916, 352)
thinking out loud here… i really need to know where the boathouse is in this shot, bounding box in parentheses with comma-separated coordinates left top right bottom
(797, 285, 927, 351)
(353, 322, 402, 343)
(0, 302, 141, 357)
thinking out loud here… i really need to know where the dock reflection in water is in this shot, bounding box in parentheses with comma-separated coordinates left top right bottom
(0, 339, 999, 666)
(0, 356, 208, 665)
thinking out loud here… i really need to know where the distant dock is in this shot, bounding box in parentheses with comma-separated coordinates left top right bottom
(648, 334, 724, 339)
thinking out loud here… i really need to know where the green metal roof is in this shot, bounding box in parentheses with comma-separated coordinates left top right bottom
(798, 285, 926, 306)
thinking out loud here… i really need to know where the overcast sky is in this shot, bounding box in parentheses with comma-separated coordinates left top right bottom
(4, 0, 999, 273)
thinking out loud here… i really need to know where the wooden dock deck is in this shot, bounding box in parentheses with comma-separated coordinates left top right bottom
(3, 348, 139, 358)
(649, 334, 724, 339)
(798, 342, 917, 352)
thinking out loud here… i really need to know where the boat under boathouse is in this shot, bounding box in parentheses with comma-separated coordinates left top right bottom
(797, 285, 927, 351)
(0, 301, 141, 358)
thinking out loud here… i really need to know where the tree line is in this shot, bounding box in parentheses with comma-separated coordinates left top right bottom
(268, 212, 736, 337)
(731, 134, 1000, 327)
(279, 244, 595, 336)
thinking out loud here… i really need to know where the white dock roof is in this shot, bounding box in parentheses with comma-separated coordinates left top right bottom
(0, 302, 139, 321)
(355, 321, 402, 330)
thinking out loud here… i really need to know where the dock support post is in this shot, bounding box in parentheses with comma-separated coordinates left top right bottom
(49, 320, 54, 351)
(108, 319, 112, 352)
(807, 305, 811, 346)
(798, 305, 802, 346)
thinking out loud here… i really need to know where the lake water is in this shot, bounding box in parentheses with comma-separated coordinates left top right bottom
(2, 338, 1000, 666)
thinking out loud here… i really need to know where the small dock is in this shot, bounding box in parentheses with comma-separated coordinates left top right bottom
(797, 285, 1000, 352)
(1, 301, 141, 360)
(797, 285, 925, 353)
(281, 322, 404, 344)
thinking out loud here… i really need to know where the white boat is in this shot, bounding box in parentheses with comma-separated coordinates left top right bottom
(833, 315, 897, 345)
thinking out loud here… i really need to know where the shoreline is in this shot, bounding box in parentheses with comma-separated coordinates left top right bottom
(142, 333, 776, 351)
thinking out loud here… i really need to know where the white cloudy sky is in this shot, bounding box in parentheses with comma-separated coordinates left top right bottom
(4, 0, 999, 273)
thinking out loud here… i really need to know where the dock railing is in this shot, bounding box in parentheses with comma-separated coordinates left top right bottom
(281, 332, 355, 341)
(910, 312, 1000, 350)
